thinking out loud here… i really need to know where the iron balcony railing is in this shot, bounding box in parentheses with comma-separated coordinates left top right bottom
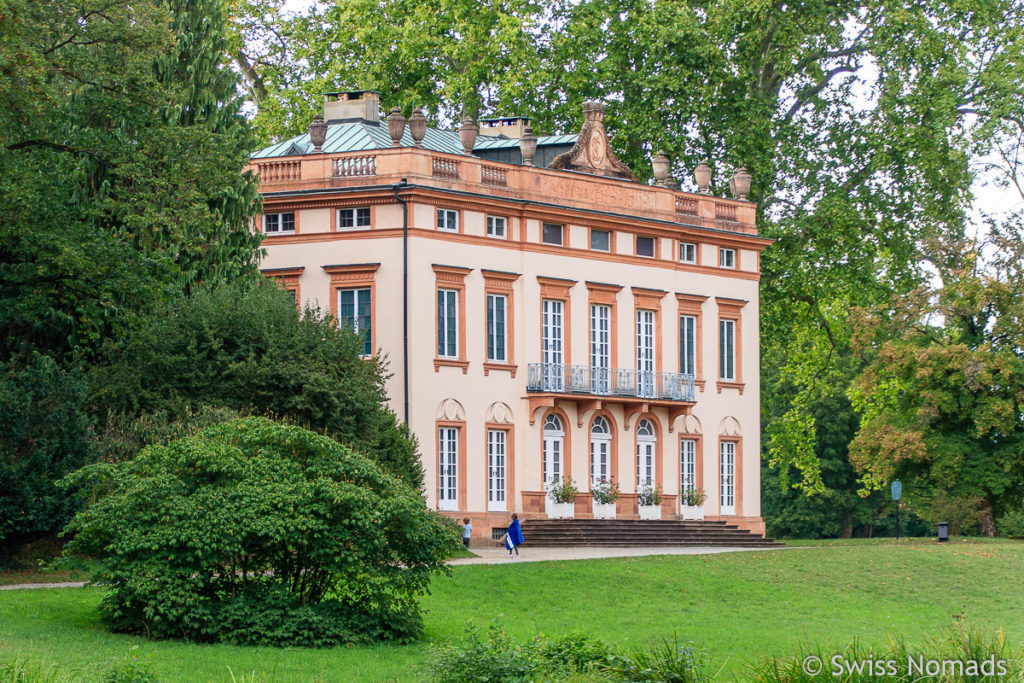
(526, 363, 695, 401)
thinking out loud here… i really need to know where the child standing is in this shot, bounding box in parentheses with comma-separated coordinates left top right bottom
(461, 518, 472, 548)
(505, 513, 523, 558)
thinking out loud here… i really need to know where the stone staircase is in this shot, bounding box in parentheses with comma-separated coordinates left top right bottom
(520, 519, 784, 548)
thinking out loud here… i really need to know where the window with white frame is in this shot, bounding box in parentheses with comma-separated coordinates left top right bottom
(338, 207, 370, 230)
(437, 289, 458, 358)
(720, 318, 736, 380)
(338, 288, 371, 355)
(437, 208, 458, 232)
(486, 215, 506, 238)
(487, 293, 507, 362)
(680, 315, 696, 376)
(636, 235, 656, 257)
(679, 242, 697, 264)
(590, 304, 611, 393)
(487, 429, 507, 510)
(590, 229, 610, 251)
(680, 439, 697, 497)
(719, 248, 736, 268)
(590, 416, 611, 486)
(438, 427, 458, 510)
(542, 222, 563, 246)
(263, 212, 295, 234)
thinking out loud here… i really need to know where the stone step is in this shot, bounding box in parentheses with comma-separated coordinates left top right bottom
(516, 519, 783, 548)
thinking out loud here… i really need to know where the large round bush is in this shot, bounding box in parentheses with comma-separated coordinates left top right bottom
(63, 417, 460, 646)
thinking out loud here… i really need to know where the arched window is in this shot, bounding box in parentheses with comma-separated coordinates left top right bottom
(590, 416, 611, 485)
(636, 419, 656, 488)
(544, 414, 564, 433)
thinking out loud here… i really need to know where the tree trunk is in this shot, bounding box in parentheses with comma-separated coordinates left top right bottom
(841, 514, 853, 538)
(863, 522, 874, 538)
(980, 495, 996, 537)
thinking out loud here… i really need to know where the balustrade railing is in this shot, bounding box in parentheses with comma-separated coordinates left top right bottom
(715, 201, 737, 221)
(675, 196, 698, 217)
(481, 165, 508, 186)
(527, 363, 695, 401)
(256, 159, 301, 183)
(334, 155, 376, 178)
(432, 157, 460, 179)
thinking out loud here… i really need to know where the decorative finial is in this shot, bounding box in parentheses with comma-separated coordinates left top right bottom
(652, 150, 670, 186)
(386, 107, 406, 147)
(308, 113, 327, 153)
(694, 161, 712, 193)
(458, 115, 478, 155)
(519, 126, 538, 166)
(408, 108, 427, 148)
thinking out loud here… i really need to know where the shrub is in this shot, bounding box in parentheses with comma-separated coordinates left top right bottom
(605, 636, 711, 683)
(996, 504, 1024, 538)
(63, 417, 460, 646)
(102, 661, 158, 683)
(592, 479, 621, 505)
(548, 478, 580, 504)
(87, 280, 424, 489)
(430, 627, 610, 682)
(0, 355, 96, 565)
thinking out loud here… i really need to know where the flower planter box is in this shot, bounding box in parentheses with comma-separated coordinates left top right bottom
(681, 505, 705, 520)
(638, 504, 661, 520)
(550, 502, 575, 519)
(593, 502, 617, 520)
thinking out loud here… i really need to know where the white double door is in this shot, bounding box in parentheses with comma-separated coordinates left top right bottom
(720, 442, 736, 515)
(636, 439, 655, 488)
(543, 428, 563, 516)
(487, 429, 506, 512)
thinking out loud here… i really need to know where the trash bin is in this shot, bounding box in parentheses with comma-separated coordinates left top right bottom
(937, 522, 949, 542)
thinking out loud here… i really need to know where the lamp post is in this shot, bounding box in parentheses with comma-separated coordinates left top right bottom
(891, 479, 902, 541)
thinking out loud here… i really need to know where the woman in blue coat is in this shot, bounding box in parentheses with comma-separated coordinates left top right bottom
(505, 513, 524, 558)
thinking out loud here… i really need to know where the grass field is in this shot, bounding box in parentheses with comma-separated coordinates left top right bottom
(0, 539, 1021, 681)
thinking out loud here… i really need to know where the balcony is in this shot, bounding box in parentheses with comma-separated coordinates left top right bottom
(526, 363, 696, 429)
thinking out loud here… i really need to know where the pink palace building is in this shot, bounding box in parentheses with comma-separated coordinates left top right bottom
(250, 91, 771, 539)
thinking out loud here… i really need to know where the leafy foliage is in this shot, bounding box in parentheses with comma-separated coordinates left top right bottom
(88, 280, 424, 488)
(0, 356, 95, 562)
(848, 227, 1024, 535)
(430, 627, 611, 682)
(0, 0, 262, 363)
(63, 418, 460, 646)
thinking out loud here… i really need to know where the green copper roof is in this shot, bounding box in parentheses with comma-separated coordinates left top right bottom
(251, 122, 576, 159)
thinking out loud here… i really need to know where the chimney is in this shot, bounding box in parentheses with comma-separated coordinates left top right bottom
(323, 91, 381, 125)
(478, 116, 531, 139)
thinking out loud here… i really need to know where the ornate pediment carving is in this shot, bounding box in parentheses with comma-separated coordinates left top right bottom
(548, 101, 638, 181)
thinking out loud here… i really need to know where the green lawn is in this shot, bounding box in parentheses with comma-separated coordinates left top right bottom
(1, 540, 1021, 681)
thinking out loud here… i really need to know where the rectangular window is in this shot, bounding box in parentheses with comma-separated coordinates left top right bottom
(542, 222, 563, 246)
(541, 299, 564, 390)
(263, 212, 295, 234)
(590, 229, 610, 251)
(487, 294, 507, 362)
(636, 235, 656, 257)
(719, 248, 736, 268)
(680, 315, 696, 375)
(720, 319, 736, 380)
(681, 439, 697, 497)
(338, 207, 371, 229)
(636, 309, 655, 397)
(437, 289, 458, 358)
(590, 304, 610, 393)
(720, 441, 736, 513)
(437, 208, 458, 232)
(338, 288, 372, 355)
(487, 429, 507, 511)
(679, 242, 697, 264)
(438, 427, 458, 510)
(486, 215, 506, 238)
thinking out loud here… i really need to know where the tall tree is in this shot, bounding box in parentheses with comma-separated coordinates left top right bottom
(233, 0, 1024, 501)
(848, 225, 1024, 536)
(0, 0, 263, 362)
